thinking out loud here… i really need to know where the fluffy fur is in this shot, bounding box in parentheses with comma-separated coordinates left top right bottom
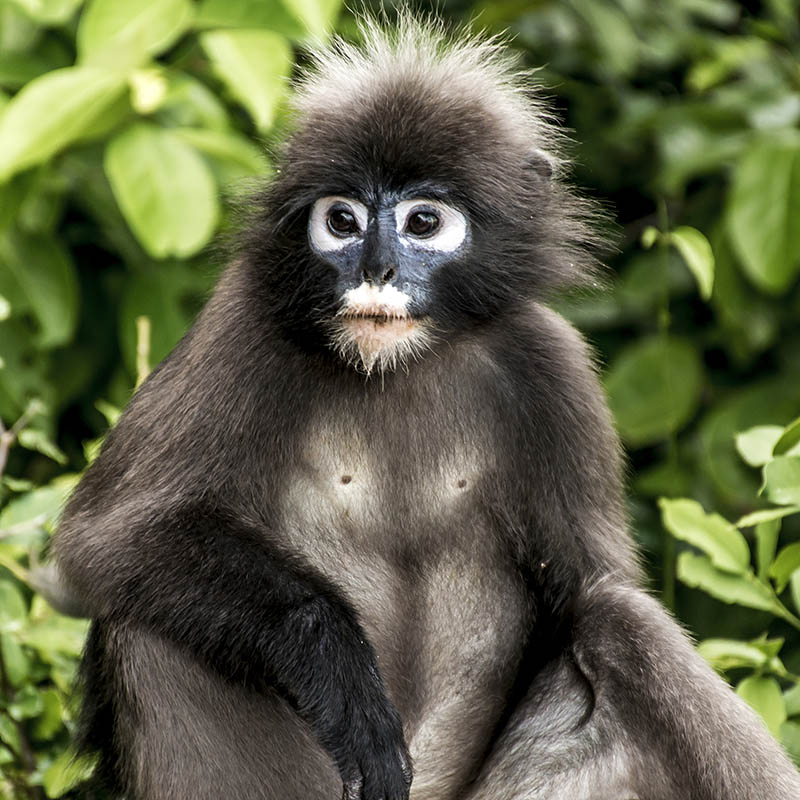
(54, 16, 800, 800)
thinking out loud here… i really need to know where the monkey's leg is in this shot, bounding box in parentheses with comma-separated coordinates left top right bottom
(82, 621, 340, 800)
(465, 582, 800, 800)
(58, 505, 410, 800)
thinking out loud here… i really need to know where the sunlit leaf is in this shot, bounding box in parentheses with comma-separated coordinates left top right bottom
(200, 29, 292, 132)
(659, 498, 749, 573)
(9, 0, 84, 24)
(0, 66, 126, 181)
(195, 0, 305, 37)
(735, 425, 785, 467)
(77, 0, 193, 71)
(668, 226, 714, 300)
(105, 123, 219, 258)
(737, 675, 786, 738)
(770, 543, 800, 593)
(677, 552, 779, 613)
(0, 581, 27, 632)
(755, 519, 781, 581)
(43, 748, 97, 798)
(698, 638, 770, 672)
(763, 457, 800, 506)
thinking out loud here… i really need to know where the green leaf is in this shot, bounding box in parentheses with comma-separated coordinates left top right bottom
(781, 720, 800, 765)
(727, 133, 800, 294)
(605, 336, 703, 446)
(9, 0, 84, 24)
(677, 552, 779, 613)
(33, 688, 63, 741)
(756, 519, 781, 581)
(774, 417, 800, 457)
(280, 0, 341, 38)
(659, 498, 750, 573)
(770, 542, 800, 592)
(737, 506, 800, 527)
(0, 231, 78, 348)
(77, 0, 193, 71)
(172, 127, 270, 181)
(8, 684, 43, 720)
(698, 638, 770, 672)
(784, 683, 800, 717)
(200, 29, 292, 132)
(0, 633, 29, 686)
(737, 675, 786, 738)
(640, 226, 659, 249)
(0, 66, 126, 181)
(17, 428, 68, 463)
(105, 123, 219, 258)
(43, 749, 97, 798)
(735, 425, 784, 467)
(0, 580, 27, 632)
(0, 474, 80, 532)
(21, 616, 90, 659)
(792, 571, 800, 617)
(195, 0, 305, 38)
(667, 226, 714, 300)
(763, 456, 800, 506)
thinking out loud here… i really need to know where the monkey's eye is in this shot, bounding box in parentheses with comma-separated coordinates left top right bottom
(405, 211, 440, 238)
(395, 198, 468, 252)
(309, 196, 368, 252)
(327, 208, 359, 236)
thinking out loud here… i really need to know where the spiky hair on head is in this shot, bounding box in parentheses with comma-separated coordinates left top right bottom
(242, 14, 602, 345)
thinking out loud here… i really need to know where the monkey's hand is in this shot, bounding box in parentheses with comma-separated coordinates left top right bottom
(327, 667, 412, 800)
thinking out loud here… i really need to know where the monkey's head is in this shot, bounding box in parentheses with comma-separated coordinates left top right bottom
(245, 17, 596, 375)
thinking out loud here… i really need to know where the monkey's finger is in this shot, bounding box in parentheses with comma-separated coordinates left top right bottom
(342, 775, 364, 800)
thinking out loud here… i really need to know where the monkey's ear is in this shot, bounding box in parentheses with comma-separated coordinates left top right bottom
(525, 148, 556, 182)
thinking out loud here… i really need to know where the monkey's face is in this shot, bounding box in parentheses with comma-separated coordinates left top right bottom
(307, 191, 470, 375)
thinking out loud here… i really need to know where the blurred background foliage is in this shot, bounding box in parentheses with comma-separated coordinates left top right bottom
(0, 0, 799, 796)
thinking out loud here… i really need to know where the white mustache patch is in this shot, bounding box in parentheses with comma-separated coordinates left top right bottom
(337, 283, 411, 319)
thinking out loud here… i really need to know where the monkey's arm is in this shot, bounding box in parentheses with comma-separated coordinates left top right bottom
(55, 502, 411, 800)
(572, 580, 800, 799)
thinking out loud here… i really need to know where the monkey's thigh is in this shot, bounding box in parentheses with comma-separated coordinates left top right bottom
(462, 654, 646, 800)
(105, 624, 340, 800)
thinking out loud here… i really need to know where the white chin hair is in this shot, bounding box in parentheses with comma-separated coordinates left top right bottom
(328, 283, 433, 375)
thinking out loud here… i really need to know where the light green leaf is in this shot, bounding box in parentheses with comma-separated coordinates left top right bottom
(784, 683, 800, 717)
(172, 127, 270, 181)
(737, 675, 786, 738)
(0, 294, 10, 319)
(0, 634, 29, 686)
(727, 133, 800, 294)
(195, 0, 305, 37)
(640, 226, 659, 249)
(77, 0, 193, 71)
(737, 506, 800, 527)
(659, 498, 750, 573)
(770, 542, 800, 592)
(781, 720, 800, 764)
(9, 0, 83, 24)
(129, 68, 168, 114)
(280, 0, 341, 38)
(756, 519, 781, 581)
(792, 571, 800, 617)
(8, 685, 43, 720)
(0, 232, 78, 348)
(21, 616, 90, 659)
(736, 425, 784, 467)
(774, 417, 800, 457)
(0, 66, 126, 181)
(763, 456, 800, 506)
(698, 638, 770, 672)
(667, 226, 714, 300)
(200, 29, 292, 132)
(105, 123, 219, 258)
(17, 428, 68, 464)
(33, 688, 63, 740)
(0, 581, 27, 632)
(605, 336, 703, 446)
(677, 552, 779, 613)
(43, 749, 97, 798)
(0, 474, 80, 532)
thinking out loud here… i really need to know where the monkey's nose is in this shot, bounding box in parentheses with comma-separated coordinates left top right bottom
(361, 265, 397, 285)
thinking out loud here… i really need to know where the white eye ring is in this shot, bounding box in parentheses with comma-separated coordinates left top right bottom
(309, 196, 369, 252)
(394, 199, 467, 252)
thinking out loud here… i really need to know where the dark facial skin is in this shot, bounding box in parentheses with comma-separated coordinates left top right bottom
(53, 22, 800, 800)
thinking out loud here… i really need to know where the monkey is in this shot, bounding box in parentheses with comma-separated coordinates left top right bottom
(52, 17, 800, 800)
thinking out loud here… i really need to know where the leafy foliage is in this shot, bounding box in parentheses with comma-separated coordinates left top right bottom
(0, 0, 799, 795)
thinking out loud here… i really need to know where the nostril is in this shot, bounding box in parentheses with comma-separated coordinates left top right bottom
(382, 267, 396, 284)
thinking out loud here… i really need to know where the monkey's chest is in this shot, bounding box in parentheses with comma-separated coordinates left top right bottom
(277, 431, 528, 795)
